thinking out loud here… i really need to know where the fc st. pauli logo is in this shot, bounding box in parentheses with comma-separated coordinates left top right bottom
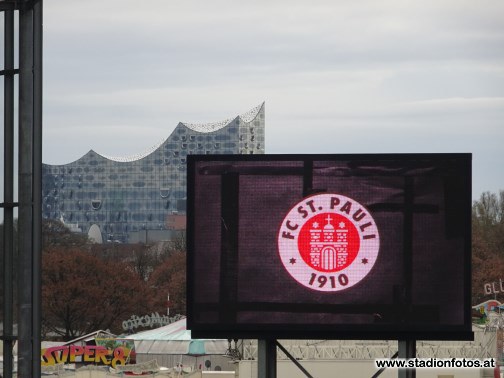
(278, 193, 380, 292)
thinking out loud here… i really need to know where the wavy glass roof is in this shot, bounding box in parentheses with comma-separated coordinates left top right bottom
(182, 102, 263, 132)
(97, 103, 264, 163)
(99, 137, 166, 163)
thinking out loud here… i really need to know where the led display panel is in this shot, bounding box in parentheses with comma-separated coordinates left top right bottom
(187, 154, 472, 340)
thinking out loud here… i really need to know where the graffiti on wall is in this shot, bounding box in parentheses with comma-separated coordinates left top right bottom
(122, 312, 183, 331)
(41, 339, 135, 368)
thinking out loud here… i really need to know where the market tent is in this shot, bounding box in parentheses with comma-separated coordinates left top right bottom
(126, 317, 228, 356)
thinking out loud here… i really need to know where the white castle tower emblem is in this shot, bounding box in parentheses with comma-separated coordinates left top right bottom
(278, 193, 380, 292)
(309, 215, 349, 270)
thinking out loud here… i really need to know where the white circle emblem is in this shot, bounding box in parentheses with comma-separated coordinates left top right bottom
(277, 193, 380, 292)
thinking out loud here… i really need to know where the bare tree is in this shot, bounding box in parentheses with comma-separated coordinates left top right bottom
(472, 190, 504, 304)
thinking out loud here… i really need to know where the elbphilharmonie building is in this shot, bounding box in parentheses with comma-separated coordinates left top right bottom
(42, 103, 265, 243)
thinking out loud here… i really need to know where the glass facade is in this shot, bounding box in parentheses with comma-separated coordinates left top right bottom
(42, 103, 265, 243)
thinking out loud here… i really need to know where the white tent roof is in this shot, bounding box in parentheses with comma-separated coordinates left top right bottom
(127, 317, 228, 355)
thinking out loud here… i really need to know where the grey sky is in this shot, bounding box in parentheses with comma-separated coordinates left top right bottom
(2, 0, 504, 200)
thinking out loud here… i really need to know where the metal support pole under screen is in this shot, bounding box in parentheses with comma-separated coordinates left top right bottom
(398, 339, 416, 378)
(258, 339, 277, 378)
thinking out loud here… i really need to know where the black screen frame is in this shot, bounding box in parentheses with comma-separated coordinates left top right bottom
(187, 153, 473, 341)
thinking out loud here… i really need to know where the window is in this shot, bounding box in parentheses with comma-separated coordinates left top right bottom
(160, 188, 171, 198)
(91, 200, 102, 210)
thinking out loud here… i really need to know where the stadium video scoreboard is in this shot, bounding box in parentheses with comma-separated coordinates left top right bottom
(187, 154, 472, 341)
